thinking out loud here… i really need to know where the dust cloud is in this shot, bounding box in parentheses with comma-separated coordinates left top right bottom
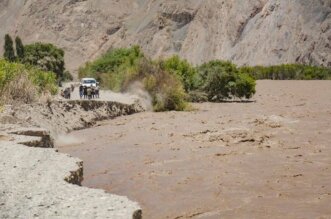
(55, 134, 84, 148)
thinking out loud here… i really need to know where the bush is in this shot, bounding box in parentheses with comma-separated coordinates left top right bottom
(197, 60, 256, 101)
(240, 64, 331, 80)
(139, 59, 187, 111)
(0, 59, 58, 105)
(161, 55, 198, 91)
(23, 42, 66, 81)
(62, 70, 74, 82)
(235, 73, 256, 99)
(187, 90, 208, 103)
(1, 73, 37, 104)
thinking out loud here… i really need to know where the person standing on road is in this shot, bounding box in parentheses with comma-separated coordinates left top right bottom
(83, 86, 88, 99)
(91, 86, 95, 99)
(87, 87, 92, 100)
(95, 86, 100, 99)
(79, 85, 83, 99)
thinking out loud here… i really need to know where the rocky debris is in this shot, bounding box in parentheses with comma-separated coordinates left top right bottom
(64, 160, 83, 186)
(183, 115, 286, 148)
(185, 128, 274, 148)
(0, 0, 330, 73)
(0, 100, 143, 218)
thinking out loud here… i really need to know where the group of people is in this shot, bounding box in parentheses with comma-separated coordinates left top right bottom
(79, 85, 100, 99)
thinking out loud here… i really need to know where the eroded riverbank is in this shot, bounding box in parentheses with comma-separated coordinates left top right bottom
(0, 100, 143, 219)
(58, 81, 331, 219)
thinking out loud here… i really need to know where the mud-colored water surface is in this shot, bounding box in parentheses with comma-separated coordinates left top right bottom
(57, 81, 331, 219)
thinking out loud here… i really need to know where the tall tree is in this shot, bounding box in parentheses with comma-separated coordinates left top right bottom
(23, 42, 65, 80)
(4, 34, 16, 62)
(15, 36, 25, 60)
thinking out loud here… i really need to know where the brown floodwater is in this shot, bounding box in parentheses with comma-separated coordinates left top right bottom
(57, 81, 331, 219)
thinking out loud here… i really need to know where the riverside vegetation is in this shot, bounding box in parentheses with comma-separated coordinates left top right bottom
(1, 34, 68, 105)
(0, 59, 58, 105)
(3, 34, 72, 83)
(79, 47, 257, 111)
(240, 64, 331, 80)
(2, 36, 330, 111)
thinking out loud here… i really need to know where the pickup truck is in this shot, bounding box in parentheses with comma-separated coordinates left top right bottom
(80, 78, 99, 87)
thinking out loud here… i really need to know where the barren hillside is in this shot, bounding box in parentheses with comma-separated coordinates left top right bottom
(0, 0, 330, 73)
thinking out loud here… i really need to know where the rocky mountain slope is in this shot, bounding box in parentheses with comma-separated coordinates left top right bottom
(0, 0, 330, 73)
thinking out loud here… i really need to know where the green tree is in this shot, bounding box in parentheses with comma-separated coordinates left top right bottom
(197, 60, 256, 101)
(4, 34, 16, 62)
(23, 42, 65, 80)
(15, 36, 25, 61)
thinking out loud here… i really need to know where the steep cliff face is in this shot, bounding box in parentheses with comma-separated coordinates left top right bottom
(0, 0, 330, 72)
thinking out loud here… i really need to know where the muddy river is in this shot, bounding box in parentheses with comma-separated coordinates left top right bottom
(57, 81, 331, 219)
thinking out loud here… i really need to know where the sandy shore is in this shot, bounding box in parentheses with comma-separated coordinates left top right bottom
(58, 81, 331, 219)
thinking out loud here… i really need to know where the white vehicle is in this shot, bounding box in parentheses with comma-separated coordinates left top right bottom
(80, 78, 99, 87)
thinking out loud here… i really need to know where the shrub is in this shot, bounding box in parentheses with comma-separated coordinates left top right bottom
(197, 60, 256, 101)
(235, 73, 256, 99)
(139, 59, 187, 111)
(0, 59, 58, 105)
(240, 64, 331, 80)
(1, 73, 37, 104)
(187, 90, 208, 103)
(161, 55, 198, 91)
(62, 70, 74, 82)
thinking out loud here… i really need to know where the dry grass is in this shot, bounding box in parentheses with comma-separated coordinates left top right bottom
(0, 73, 37, 105)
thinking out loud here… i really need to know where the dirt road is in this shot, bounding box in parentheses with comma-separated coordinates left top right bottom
(61, 82, 152, 110)
(57, 81, 331, 219)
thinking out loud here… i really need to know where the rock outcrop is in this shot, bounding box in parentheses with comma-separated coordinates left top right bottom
(0, 0, 330, 72)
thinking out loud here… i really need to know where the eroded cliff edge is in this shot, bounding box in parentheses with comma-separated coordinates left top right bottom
(0, 100, 143, 219)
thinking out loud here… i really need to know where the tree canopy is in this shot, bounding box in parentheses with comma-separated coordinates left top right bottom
(23, 42, 65, 80)
(4, 34, 16, 62)
(15, 36, 25, 61)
